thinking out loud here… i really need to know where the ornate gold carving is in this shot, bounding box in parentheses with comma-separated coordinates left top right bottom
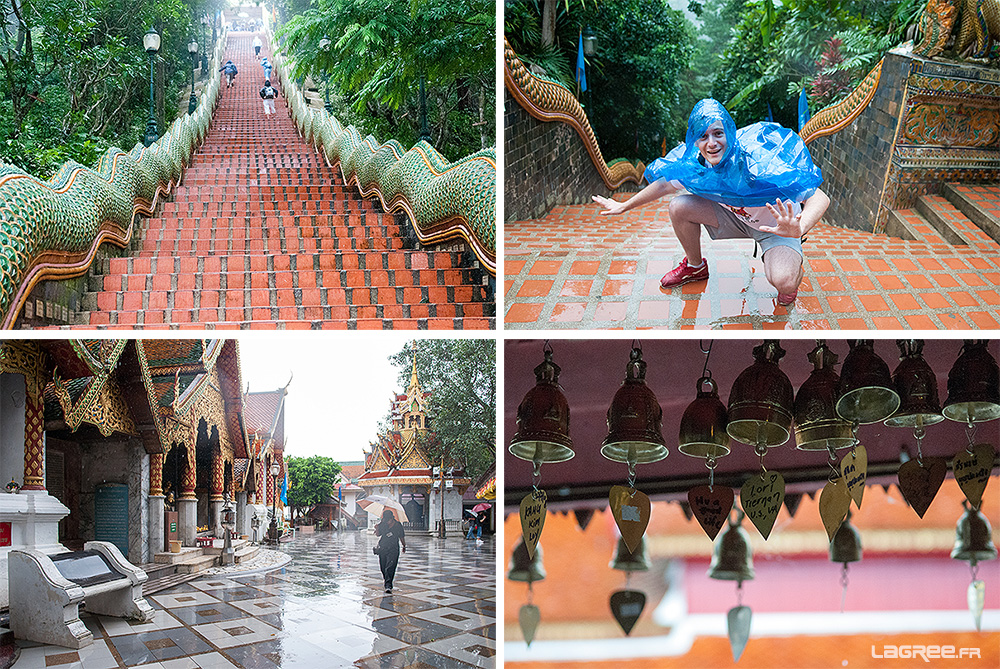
(802, 60, 884, 144)
(150, 452, 164, 496)
(902, 101, 1000, 146)
(914, 0, 961, 58)
(0, 341, 47, 401)
(23, 393, 45, 490)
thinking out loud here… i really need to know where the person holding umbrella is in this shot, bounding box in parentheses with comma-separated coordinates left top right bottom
(374, 508, 406, 593)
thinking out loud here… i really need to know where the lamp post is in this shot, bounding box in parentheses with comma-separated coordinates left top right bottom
(269, 461, 280, 544)
(221, 495, 236, 565)
(437, 457, 447, 539)
(200, 15, 209, 72)
(143, 28, 160, 147)
(582, 26, 597, 114)
(318, 36, 332, 114)
(418, 74, 431, 144)
(188, 39, 199, 114)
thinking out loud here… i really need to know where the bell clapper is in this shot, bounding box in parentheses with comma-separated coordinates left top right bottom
(913, 418, 926, 466)
(826, 444, 839, 483)
(965, 420, 977, 455)
(840, 562, 849, 613)
(707, 455, 717, 492)
(627, 452, 638, 491)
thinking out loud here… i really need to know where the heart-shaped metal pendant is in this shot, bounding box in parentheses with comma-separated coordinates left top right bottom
(840, 444, 867, 509)
(609, 589, 646, 636)
(740, 471, 785, 540)
(519, 603, 541, 647)
(688, 485, 734, 540)
(953, 443, 995, 510)
(727, 604, 752, 662)
(819, 477, 851, 541)
(609, 485, 651, 553)
(520, 489, 547, 559)
(897, 457, 947, 518)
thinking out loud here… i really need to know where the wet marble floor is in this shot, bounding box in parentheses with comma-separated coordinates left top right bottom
(11, 532, 496, 668)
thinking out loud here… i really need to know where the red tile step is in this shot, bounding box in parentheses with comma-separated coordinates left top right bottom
(53, 32, 493, 329)
(942, 182, 1000, 245)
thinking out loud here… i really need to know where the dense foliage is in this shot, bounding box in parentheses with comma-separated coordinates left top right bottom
(276, 0, 495, 161)
(1, 0, 226, 177)
(285, 454, 342, 524)
(712, 0, 925, 128)
(506, 0, 693, 163)
(387, 340, 495, 481)
(506, 0, 926, 159)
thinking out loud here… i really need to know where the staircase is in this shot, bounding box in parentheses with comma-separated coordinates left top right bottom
(63, 34, 493, 330)
(886, 183, 1000, 249)
(141, 538, 261, 595)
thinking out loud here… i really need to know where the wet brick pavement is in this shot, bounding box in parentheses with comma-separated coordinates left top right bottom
(504, 192, 1000, 330)
(11, 531, 495, 669)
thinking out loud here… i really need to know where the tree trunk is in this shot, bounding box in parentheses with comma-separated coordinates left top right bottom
(541, 0, 558, 48)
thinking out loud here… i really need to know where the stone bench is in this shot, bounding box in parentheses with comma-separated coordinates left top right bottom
(8, 541, 153, 648)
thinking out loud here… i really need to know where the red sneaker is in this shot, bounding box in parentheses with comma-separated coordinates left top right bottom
(661, 258, 709, 288)
(777, 290, 798, 306)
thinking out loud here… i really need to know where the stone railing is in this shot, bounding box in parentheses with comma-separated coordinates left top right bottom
(272, 52, 496, 276)
(0, 31, 229, 329)
(504, 38, 646, 191)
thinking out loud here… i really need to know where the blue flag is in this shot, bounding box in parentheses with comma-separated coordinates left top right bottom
(280, 470, 288, 505)
(576, 33, 587, 93)
(798, 89, 810, 132)
(766, 103, 773, 123)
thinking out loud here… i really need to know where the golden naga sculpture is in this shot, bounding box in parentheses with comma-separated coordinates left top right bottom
(913, 0, 1000, 61)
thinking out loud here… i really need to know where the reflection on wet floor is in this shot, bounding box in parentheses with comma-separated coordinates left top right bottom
(12, 531, 495, 668)
(505, 195, 1000, 330)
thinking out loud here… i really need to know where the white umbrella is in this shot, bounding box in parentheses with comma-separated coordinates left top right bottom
(358, 495, 409, 522)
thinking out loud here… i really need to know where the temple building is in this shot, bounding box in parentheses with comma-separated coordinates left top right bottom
(0, 339, 286, 608)
(358, 357, 470, 533)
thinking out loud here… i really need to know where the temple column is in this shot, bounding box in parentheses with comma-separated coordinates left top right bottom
(178, 445, 197, 546)
(148, 452, 165, 555)
(236, 491, 248, 538)
(21, 392, 45, 491)
(209, 447, 224, 538)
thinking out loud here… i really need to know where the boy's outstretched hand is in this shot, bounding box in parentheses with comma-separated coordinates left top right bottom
(759, 199, 803, 238)
(592, 194, 626, 215)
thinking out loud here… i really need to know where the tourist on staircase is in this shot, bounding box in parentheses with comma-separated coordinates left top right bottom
(220, 60, 238, 88)
(593, 99, 829, 307)
(253, 35, 262, 59)
(261, 56, 272, 82)
(259, 80, 278, 116)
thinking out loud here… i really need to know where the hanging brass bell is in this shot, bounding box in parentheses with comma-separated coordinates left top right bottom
(679, 377, 731, 459)
(836, 340, 900, 424)
(601, 346, 668, 464)
(610, 536, 651, 572)
(510, 347, 575, 464)
(829, 511, 862, 564)
(795, 341, 854, 451)
(708, 512, 755, 583)
(508, 537, 547, 583)
(942, 341, 1000, 424)
(885, 340, 944, 428)
(951, 504, 998, 564)
(726, 341, 793, 447)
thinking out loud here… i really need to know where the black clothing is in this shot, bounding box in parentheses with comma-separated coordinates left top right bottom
(260, 86, 276, 99)
(375, 518, 405, 589)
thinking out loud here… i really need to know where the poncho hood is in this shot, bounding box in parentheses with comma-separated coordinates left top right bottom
(644, 99, 823, 208)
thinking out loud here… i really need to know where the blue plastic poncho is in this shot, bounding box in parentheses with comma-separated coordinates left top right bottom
(643, 99, 823, 208)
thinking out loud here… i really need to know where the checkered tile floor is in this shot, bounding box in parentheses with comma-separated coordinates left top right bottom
(11, 532, 495, 668)
(505, 190, 1000, 330)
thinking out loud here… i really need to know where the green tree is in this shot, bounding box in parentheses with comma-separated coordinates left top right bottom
(506, 0, 693, 162)
(285, 455, 342, 525)
(388, 339, 495, 481)
(276, 0, 494, 160)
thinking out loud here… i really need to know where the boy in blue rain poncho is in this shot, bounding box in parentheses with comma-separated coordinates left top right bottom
(593, 99, 829, 306)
